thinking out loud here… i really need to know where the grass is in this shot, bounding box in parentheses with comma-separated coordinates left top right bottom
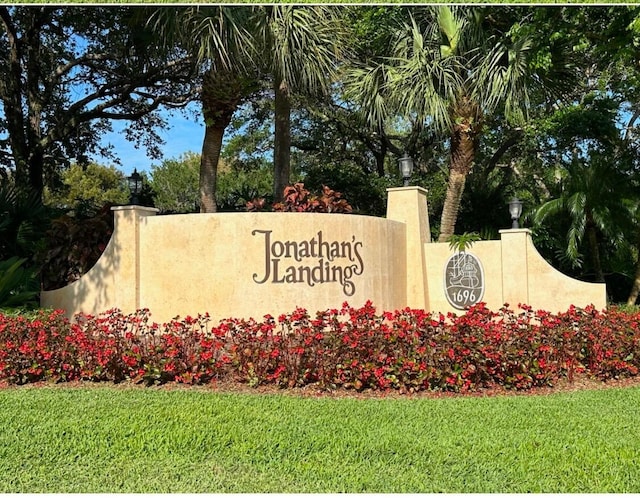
(1, 385, 640, 492)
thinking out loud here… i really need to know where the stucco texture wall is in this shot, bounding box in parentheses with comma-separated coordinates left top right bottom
(423, 229, 606, 314)
(42, 208, 407, 323)
(41, 188, 606, 322)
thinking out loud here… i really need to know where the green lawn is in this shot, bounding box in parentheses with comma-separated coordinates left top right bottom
(1, 385, 639, 492)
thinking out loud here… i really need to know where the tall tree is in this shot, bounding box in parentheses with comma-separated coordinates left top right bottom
(254, 6, 350, 202)
(0, 6, 197, 199)
(43, 162, 129, 215)
(149, 6, 258, 212)
(347, 6, 575, 242)
(150, 6, 348, 209)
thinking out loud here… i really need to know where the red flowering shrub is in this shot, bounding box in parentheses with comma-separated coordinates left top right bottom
(1, 302, 640, 393)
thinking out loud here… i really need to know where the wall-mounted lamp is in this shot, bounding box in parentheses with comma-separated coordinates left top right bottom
(508, 197, 523, 229)
(128, 168, 142, 205)
(398, 154, 414, 187)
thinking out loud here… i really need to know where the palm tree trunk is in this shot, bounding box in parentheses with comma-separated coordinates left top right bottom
(439, 170, 467, 243)
(198, 68, 253, 213)
(273, 75, 291, 203)
(586, 219, 605, 283)
(438, 121, 476, 243)
(627, 230, 640, 305)
(199, 124, 225, 213)
(628, 260, 640, 306)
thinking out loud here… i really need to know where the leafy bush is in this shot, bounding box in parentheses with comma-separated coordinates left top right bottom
(302, 162, 392, 216)
(247, 183, 353, 213)
(2, 303, 640, 391)
(0, 182, 52, 262)
(0, 257, 39, 308)
(218, 166, 273, 212)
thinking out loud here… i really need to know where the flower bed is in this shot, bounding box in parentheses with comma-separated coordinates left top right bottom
(1, 302, 639, 393)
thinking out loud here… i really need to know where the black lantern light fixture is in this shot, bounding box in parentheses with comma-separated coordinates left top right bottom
(398, 153, 414, 187)
(508, 197, 523, 229)
(127, 168, 142, 205)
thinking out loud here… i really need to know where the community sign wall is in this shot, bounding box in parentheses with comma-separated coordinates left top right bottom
(41, 187, 607, 322)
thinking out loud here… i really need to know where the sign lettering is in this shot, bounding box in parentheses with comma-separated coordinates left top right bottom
(252, 230, 364, 296)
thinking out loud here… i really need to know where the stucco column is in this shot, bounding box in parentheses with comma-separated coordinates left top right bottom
(386, 187, 430, 309)
(499, 228, 531, 307)
(111, 205, 158, 313)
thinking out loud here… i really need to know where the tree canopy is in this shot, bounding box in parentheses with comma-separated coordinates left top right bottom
(2, 5, 640, 303)
(0, 6, 197, 197)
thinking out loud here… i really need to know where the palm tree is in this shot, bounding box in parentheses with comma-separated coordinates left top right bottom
(149, 6, 258, 212)
(347, 6, 573, 241)
(533, 155, 635, 284)
(253, 6, 350, 201)
(150, 6, 348, 208)
(199, 69, 257, 212)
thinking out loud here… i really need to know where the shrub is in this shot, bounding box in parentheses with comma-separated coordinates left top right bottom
(1, 303, 640, 392)
(0, 257, 39, 308)
(247, 183, 352, 213)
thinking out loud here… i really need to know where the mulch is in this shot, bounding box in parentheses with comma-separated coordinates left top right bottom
(3, 374, 640, 400)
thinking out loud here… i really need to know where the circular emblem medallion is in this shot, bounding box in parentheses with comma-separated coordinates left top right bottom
(443, 252, 485, 309)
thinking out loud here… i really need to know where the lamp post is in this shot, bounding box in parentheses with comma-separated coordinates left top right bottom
(398, 153, 414, 187)
(508, 197, 523, 229)
(127, 168, 142, 205)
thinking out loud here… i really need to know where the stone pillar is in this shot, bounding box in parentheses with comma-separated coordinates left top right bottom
(499, 228, 530, 307)
(386, 187, 431, 309)
(111, 205, 158, 313)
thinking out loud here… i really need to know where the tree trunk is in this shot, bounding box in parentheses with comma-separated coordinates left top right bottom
(374, 141, 387, 177)
(586, 216, 605, 283)
(627, 230, 640, 306)
(273, 75, 291, 203)
(628, 260, 640, 306)
(438, 121, 476, 243)
(1, 8, 29, 193)
(198, 68, 254, 213)
(199, 124, 225, 213)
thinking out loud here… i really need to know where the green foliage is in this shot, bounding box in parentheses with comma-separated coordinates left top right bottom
(302, 162, 392, 216)
(448, 232, 481, 253)
(44, 163, 129, 217)
(217, 166, 274, 211)
(149, 152, 200, 213)
(223, 104, 274, 171)
(0, 257, 38, 308)
(532, 145, 636, 286)
(0, 182, 52, 263)
(1, 7, 198, 197)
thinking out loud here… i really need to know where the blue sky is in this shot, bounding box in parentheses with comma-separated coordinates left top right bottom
(94, 103, 205, 176)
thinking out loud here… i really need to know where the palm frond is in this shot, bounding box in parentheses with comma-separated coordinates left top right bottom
(266, 6, 348, 97)
(479, 34, 533, 124)
(342, 63, 391, 130)
(532, 196, 565, 225)
(148, 6, 256, 72)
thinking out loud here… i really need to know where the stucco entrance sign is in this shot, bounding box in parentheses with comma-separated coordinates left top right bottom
(443, 252, 485, 309)
(40, 187, 607, 321)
